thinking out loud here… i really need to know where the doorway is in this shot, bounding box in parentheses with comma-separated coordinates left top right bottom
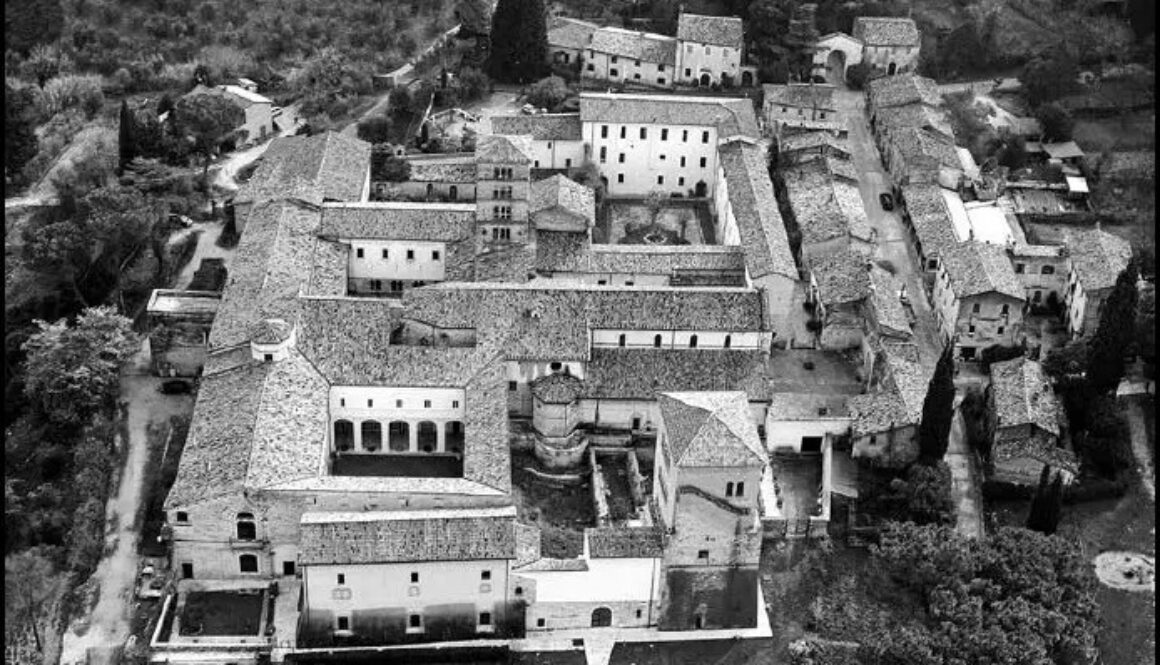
(887, 62, 897, 75)
(283, 561, 296, 576)
(591, 607, 612, 627)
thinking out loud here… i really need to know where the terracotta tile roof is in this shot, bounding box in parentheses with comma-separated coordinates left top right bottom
(765, 392, 850, 419)
(718, 141, 797, 279)
(305, 239, 350, 297)
(318, 202, 475, 241)
(165, 361, 269, 508)
(782, 159, 871, 247)
(243, 351, 330, 492)
(473, 244, 538, 283)
(809, 250, 872, 305)
(531, 373, 584, 404)
(590, 27, 678, 65)
(249, 318, 293, 344)
(490, 114, 583, 141)
(586, 526, 664, 558)
(867, 267, 911, 338)
(208, 201, 322, 349)
(867, 74, 941, 112)
(848, 389, 911, 437)
(548, 16, 601, 50)
(405, 154, 477, 183)
(677, 13, 744, 48)
(849, 344, 929, 436)
(880, 344, 929, 419)
(875, 103, 953, 138)
(940, 241, 1024, 300)
(763, 84, 837, 110)
(530, 175, 595, 225)
(778, 132, 850, 156)
(476, 134, 534, 163)
(535, 231, 747, 276)
(298, 506, 521, 564)
(990, 358, 1064, 436)
(234, 131, 371, 206)
(579, 93, 759, 139)
(889, 126, 961, 176)
(901, 184, 957, 259)
(853, 17, 920, 46)
(581, 348, 770, 400)
(1063, 227, 1133, 292)
(658, 392, 766, 467)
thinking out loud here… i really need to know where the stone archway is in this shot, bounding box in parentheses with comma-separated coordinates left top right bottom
(699, 72, 711, 87)
(827, 49, 847, 83)
(888, 62, 897, 75)
(741, 70, 754, 87)
(591, 607, 612, 627)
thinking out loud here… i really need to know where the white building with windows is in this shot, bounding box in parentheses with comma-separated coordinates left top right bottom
(674, 13, 746, 87)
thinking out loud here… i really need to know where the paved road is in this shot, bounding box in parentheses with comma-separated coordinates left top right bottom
(1122, 396, 1155, 502)
(947, 408, 985, 539)
(834, 86, 943, 365)
(58, 344, 194, 665)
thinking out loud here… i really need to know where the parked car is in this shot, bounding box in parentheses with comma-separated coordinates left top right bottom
(136, 563, 165, 599)
(879, 192, 894, 211)
(159, 380, 192, 395)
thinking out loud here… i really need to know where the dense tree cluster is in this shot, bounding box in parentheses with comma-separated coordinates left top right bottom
(487, 0, 548, 83)
(918, 346, 955, 464)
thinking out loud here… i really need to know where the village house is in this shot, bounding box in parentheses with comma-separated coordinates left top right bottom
(852, 17, 921, 75)
(899, 183, 957, 272)
(1008, 243, 1069, 312)
(489, 113, 585, 171)
(776, 132, 851, 166)
(806, 250, 873, 350)
(1062, 227, 1133, 339)
(388, 153, 477, 202)
(986, 357, 1078, 486)
(583, 27, 679, 89)
(933, 241, 1026, 360)
(779, 155, 874, 261)
(848, 342, 928, 467)
(547, 16, 600, 68)
(761, 83, 838, 136)
(674, 13, 749, 87)
(146, 290, 221, 377)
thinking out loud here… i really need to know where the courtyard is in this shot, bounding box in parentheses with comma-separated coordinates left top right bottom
(600, 200, 715, 245)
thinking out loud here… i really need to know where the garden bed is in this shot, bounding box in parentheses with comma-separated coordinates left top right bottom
(511, 450, 593, 558)
(179, 590, 265, 637)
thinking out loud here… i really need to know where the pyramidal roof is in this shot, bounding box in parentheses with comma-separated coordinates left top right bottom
(477, 134, 534, 164)
(658, 392, 766, 467)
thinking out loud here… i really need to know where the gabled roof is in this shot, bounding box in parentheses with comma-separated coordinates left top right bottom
(548, 16, 600, 50)
(875, 103, 953, 138)
(763, 83, 837, 110)
(318, 202, 475, 241)
(579, 93, 759, 138)
(867, 74, 941, 111)
(868, 267, 911, 338)
(535, 232, 747, 277)
(809, 250, 872, 306)
(677, 13, 744, 49)
(530, 175, 595, 225)
(234, 132, 370, 206)
(298, 506, 521, 565)
(891, 126, 961, 174)
(404, 154, 476, 183)
(582, 348, 770, 401)
(476, 133, 533, 163)
(852, 16, 919, 46)
(939, 241, 1024, 300)
(658, 392, 766, 467)
(900, 184, 957, 259)
(1064, 227, 1133, 292)
(586, 526, 664, 558)
(718, 141, 797, 280)
(782, 158, 872, 247)
(778, 132, 849, 156)
(990, 358, 1064, 436)
(590, 27, 678, 65)
(490, 113, 583, 141)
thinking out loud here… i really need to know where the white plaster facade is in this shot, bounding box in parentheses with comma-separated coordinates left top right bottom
(347, 240, 447, 287)
(583, 121, 719, 198)
(676, 42, 743, 86)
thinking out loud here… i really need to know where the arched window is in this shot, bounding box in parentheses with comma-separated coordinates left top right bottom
(333, 420, 354, 451)
(725, 482, 734, 497)
(389, 421, 410, 452)
(418, 421, 438, 453)
(239, 554, 258, 573)
(689, 335, 698, 348)
(236, 512, 256, 541)
(449, 185, 458, 201)
(361, 421, 382, 452)
(736, 481, 745, 497)
(591, 607, 612, 627)
(426, 183, 434, 199)
(724, 334, 732, 348)
(618, 334, 626, 347)
(445, 421, 465, 454)
(653, 334, 662, 348)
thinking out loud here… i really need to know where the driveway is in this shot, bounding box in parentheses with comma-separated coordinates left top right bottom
(834, 87, 943, 366)
(58, 342, 195, 665)
(170, 220, 237, 290)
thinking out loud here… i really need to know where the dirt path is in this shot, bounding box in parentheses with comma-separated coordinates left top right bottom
(947, 409, 985, 539)
(1123, 397, 1155, 502)
(58, 342, 194, 665)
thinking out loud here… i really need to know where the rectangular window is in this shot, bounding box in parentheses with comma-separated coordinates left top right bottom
(432, 250, 440, 261)
(682, 130, 688, 142)
(618, 153, 625, 163)
(370, 279, 382, 291)
(452, 400, 459, 408)
(409, 614, 422, 629)
(337, 574, 345, 585)
(620, 126, 626, 139)
(601, 125, 608, 138)
(610, 68, 618, 77)
(381, 249, 389, 259)
(600, 146, 607, 163)
(658, 77, 666, 84)
(479, 612, 492, 626)
(697, 550, 709, 559)
(998, 326, 1005, 335)
(659, 154, 665, 161)
(587, 63, 594, 72)
(661, 128, 668, 141)
(678, 177, 685, 186)
(611, 56, 618, 64)
(367, 399, 373, 407)
(337, 616, 350, 631)
(972, 303, 980, 313)
(968, 324, 976, 334)
(680, 156, 686, 167)
(657, 175, 664, 185)
(396, 399, 403, 408)
(411, 572, 420, 583)
(509, 381, 518, 391)
(658, 64, 665, 72)
(175, 512, 189, 524)
(702, 131, 710, 143)
(640, 128, 647, 139)
(617, 174, 624, 183)
(356, 248, 364, 258)
(406, 249, 415, 260)
(481, 570, 491, 580)
(699, 157, 707, 167)
(537, 618, 546, 627)
(565, 158, 572, 167)
(1015, 263, 1025, 274)
(424, 400, 431, 408)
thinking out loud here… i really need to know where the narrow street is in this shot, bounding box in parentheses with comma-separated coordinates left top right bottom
(58, 343, 194, 665)
(1122, 395, 1156, 503)
(834, 86, 942, 366)
(947, 408, 985, 538)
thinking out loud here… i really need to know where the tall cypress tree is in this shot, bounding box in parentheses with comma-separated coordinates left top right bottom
(918, 345, 956, 464)
(487, 0, 548, 84)
(118, 100, 136, 174)
(1087, 260, 1139, 395)
(1028, 467, 1064, 535)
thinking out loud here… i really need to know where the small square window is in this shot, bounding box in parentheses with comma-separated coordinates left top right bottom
(406, 249, 415, 260)
(697, 550, 709, 559)
(424, 400, 431, 408)
(337, 616, 350, 631)
(481, 570, 491, 580)
(998, 326, 1005, 334)
(411, 572, 419, 583)
(509, 381, 518, 391)
(1015, 263, 1025, 274)
(660, 154, 666, 161)
(175, 512, 189, 523)
(480, 612, 492, 626)
(537, 618, 546, 627)
(264, 353, 273, 362)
